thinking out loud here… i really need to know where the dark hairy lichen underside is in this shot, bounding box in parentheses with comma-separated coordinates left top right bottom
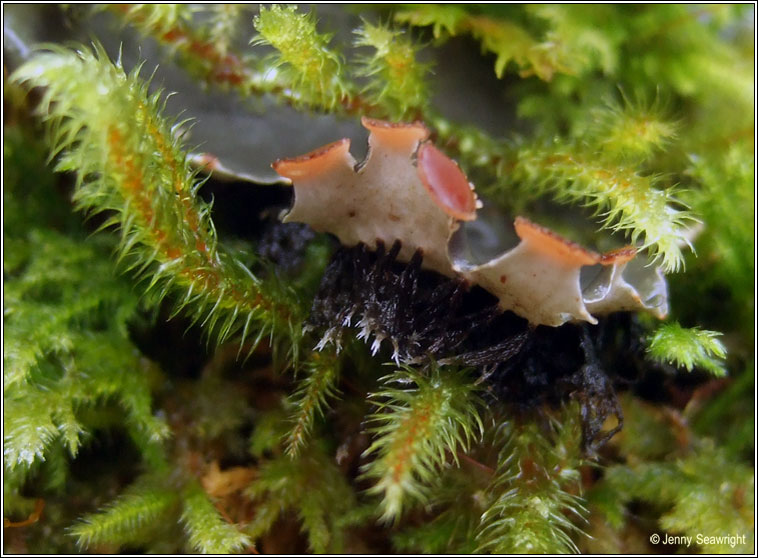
(305, 239, 661, 451)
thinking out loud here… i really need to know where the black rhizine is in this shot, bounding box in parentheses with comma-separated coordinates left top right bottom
(309, 241, 653, 451)
(257, 218, 316, 271)
(309, 241, 529, 367)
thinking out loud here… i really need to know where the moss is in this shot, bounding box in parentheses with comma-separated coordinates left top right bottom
(4, 4, 753, 554)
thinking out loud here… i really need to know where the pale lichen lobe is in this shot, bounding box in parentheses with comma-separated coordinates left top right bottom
(272, 118, 668, 327)
(273, 117, 474, 276)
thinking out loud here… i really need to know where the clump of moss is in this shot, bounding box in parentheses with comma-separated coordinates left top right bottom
(4, 4, 752, 554)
